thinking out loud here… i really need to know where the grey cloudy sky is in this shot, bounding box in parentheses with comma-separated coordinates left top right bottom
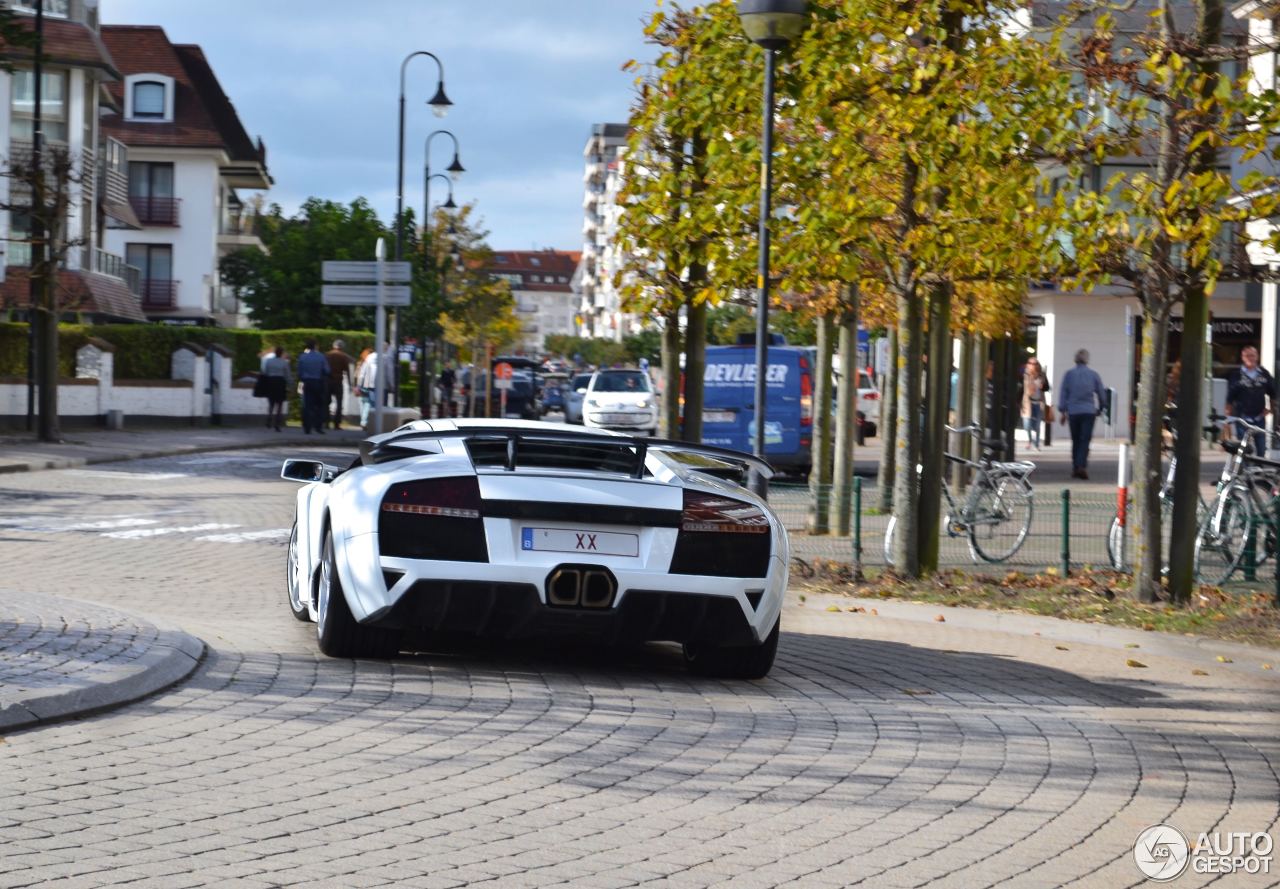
(104, 1, 657, 252)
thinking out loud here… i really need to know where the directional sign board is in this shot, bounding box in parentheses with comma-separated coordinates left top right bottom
(321, 284, 412, 306)
(322, 261, 412, 283)
(493, 361, 514, 391)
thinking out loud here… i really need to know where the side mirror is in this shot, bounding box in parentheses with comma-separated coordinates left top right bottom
(281, 459, 335, 483)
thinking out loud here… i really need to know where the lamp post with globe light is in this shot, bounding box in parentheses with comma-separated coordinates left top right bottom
(736, 0, 807, 497)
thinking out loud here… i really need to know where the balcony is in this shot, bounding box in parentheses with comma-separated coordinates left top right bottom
(131, 196, 181, 227)
(92, 248, 142, 295)
(140, 278, 179, 309)
(218, 210, 265, 251)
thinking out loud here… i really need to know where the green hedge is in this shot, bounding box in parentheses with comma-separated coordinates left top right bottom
(0, 323, 375, 379)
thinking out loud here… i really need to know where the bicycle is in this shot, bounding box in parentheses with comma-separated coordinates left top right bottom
(1106, 413, 1207, 573)
(1194, 415, 1280, 584)
(884, 424, 1036, 565)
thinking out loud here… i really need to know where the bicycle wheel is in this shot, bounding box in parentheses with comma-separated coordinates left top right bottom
(968, 476, 1034, 563)
(1195, 487, 1251, 585)
(884, 514, 897, 567)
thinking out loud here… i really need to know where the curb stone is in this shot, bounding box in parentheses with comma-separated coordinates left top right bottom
(0, 592, 206, 734)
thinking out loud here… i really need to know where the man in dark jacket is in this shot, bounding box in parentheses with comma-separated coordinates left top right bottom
(438, 364, 456, 418)
(325, 339, 354, 429)
(296, 340, 331, 435)
(1226, 345, 1276, 455)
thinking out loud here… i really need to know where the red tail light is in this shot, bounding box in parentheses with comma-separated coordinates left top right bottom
(799, 360, 812, 427)
(864, 392, 879, 401)
(382, 477, 482, 519)
(681, 491, 770, 534)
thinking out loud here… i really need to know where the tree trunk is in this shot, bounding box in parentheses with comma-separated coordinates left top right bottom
(917, 282, 952, 572)
(682, 297, 707, 443)
(891, 281, 923, 575)
(832, 301, 859, 535)
(1132, 308, 1171, 602)
(661, 307, 682, 438)
(952, 330, 974, 491)
(809, 311, 835, 534)
(877, 327, 899, 512)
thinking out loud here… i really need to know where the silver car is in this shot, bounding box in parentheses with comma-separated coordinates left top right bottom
(563, 373, 593, 425)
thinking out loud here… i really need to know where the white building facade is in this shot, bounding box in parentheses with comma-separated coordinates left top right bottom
(487, 250, 580, 355)
(99, 25, 269, 326)
(576, 122, 640, 341)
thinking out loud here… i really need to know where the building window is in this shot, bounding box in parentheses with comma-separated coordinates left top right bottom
(11, 69, 67, 142)
(127, 243, 175, 307)
(132, 81, 166, 119)
(530, 257, 541, 266)
(12, 1, 69, 18)
(128, 162, 178, 225)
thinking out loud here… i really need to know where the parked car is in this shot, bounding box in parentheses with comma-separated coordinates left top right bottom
(461, 370, 541, 420)
(582, 369, 658, 436)
(282, 419, 787, 677)
(856, 368, 880, 434)
(564, 372, 595, 425)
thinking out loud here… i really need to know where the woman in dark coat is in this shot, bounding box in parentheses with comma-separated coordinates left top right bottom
(261, 347, 291, 431)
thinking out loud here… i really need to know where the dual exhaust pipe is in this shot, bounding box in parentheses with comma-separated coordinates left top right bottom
(547, 565, 617, 609)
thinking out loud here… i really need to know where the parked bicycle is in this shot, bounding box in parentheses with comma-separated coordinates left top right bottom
(885, 424, 1036, 565)
(1194, 415, 1280, 584)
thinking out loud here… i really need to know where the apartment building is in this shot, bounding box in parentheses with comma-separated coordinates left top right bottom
(0, 0, 149, 322)
(99, 25, 270, 326)
(487, 249, 580, 355)
(576, 122, 638, 341)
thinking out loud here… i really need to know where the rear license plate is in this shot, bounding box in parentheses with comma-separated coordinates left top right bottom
(602, 413, 639, 424)
(521, 527, 639, 557)
(703, 410, 735, 424)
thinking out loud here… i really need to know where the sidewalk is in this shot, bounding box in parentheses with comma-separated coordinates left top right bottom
(0, 422, 367, 474)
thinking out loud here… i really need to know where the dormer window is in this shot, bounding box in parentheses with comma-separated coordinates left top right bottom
(124, 73, 174, 122)
(132, 82, 165, 118)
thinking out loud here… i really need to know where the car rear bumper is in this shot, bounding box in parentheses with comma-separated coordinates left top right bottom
(363, 579, 761, 647)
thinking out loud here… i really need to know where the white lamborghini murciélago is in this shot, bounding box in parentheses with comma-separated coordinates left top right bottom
(282, 420, 788, 678)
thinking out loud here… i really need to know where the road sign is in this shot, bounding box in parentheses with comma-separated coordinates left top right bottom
(321, 284, 411, 306)
(493, 361, 514, 391)
(322, 260, 412, 283)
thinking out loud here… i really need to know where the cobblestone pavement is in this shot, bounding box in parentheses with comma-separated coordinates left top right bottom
(0, 449, 1278, 888)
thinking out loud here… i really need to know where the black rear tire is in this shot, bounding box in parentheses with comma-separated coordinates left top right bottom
(316, 529, 400, 659)
(683, 616, 780, 680)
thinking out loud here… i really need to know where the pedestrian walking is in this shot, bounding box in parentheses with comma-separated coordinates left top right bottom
(325, 339, 354, 430)
(438, 364, 456, 418)
(1058, 349, 1106, 479)
(353, 348, 375, 428)
(1225, 345, 1276, 455)
(356, 346, 389, 430)
(1019, 357, 1050, 451)
(260, 347, 290, 431)
(296, 339, 331, 435)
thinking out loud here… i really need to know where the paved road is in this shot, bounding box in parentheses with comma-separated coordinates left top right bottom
(1, 449, 1278, 888)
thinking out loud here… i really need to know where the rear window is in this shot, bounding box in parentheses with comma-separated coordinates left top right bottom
(593, 371, 651, 393)
(858, 372, 874, 390)
(571, 374, 592, 390)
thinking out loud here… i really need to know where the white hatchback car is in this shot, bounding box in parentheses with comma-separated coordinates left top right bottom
(582, 369, 658, 437)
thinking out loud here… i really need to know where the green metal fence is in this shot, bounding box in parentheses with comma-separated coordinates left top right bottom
(773, 480, 1276, 592)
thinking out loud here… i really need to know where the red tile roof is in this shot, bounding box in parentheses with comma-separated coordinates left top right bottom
(1, 268, 146, 323)
(0, 18, 120, 78)
(486, 250, 579, 293)
(98, 26, 269, 183)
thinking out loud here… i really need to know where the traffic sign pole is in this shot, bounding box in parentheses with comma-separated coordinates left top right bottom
(374, 238, 386, 434)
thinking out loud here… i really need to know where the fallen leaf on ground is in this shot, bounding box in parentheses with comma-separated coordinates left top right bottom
(1216, 656, 1233, 663)
(826, 605, 841, 613)
(934, 615, 946, 622)
(1055, 645, 1069, 651)
(1124, 643, 1140, 649)
(845, 606, 860, 613)
(869, 608, 878, 615)
(1192, 669, 1209, 676)
(1126, 659, 1147, 668)
(1263, 664, 1273, 670)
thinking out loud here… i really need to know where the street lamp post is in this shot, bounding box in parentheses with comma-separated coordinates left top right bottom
(417, 181, 458, 419)
(395, 52, 451, 263)
(423, 130, 464, 271)
(736, 0, 807, 498)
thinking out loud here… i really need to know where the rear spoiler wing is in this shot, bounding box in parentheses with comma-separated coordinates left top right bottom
(360, 427, 774, 481)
